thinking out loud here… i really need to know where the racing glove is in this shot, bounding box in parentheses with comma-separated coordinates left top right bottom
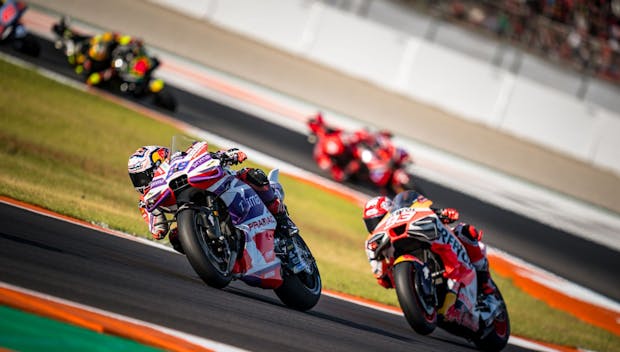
(149, 208, 169, 240)
(221, 148, 247, 165)
(438, 208, 459, 224)
(139, 202, 169, 240)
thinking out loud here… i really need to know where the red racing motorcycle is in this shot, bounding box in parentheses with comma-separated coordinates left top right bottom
(0, 0, 40, 56)
(307, 113, 421, 196)
(365, 190, 510, 351)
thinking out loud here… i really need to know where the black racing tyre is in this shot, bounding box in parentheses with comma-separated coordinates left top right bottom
(274, 234, 321, 311)
(474, 284, 510, 352)
(394, 261, 437, 335)
(177, 208, 232, 288)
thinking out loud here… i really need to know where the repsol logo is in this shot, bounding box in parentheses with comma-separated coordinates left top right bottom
(438, 225, 470, 265)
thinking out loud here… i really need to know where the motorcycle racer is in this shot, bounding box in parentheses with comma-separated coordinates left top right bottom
(308, 112, 410, 184)
(53, 18, 143, 86)
(128, 145, 299, 251)
(362, 195, 497, 328)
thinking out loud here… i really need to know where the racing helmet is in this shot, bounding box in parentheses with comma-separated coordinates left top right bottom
(88, 41, 109, 61)
(363, 196, 392, 233)
(88, 33, 114, 61)
(128, 146, 169, 194)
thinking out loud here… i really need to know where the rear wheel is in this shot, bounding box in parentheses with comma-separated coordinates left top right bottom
(394, 261, 437, 335)
(274, 234, 321, 311)
(474, 284, 510, 351)
(177, 208, 233, 288)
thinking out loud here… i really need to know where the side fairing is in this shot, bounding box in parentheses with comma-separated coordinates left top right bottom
(220, 179, 282, 288)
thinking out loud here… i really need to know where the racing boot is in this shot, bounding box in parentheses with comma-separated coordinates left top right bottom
(274, 210, 299, 238)
(271, 201, 306, 273)
(477, 270, 497, 296)
(264, 195, 298, 238)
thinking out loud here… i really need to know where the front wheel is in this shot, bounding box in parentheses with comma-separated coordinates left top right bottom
(274, 234, 321, 311)
(393, 261, 437, 335)
(177, 208, 233, 288)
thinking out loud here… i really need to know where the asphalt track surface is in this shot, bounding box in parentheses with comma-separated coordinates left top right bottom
(0, 202, 531, 352)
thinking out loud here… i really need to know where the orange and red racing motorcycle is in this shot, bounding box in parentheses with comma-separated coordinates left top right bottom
(366, 190, 510, 351)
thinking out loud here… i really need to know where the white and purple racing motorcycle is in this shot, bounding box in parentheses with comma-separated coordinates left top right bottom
(143, 136, 321, 311)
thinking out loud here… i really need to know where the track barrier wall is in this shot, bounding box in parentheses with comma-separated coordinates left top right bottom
(150, 0, 620, 177)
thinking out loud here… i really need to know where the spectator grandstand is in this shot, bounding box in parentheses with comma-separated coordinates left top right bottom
(325, 0, 620, 96)
(428, 0, 620, 84)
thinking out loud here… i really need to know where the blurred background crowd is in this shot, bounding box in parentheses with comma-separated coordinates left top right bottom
(411, 0, 620, 84)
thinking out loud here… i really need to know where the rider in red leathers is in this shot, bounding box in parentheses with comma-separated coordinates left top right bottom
(362, 195, 497, 329)
(127, 145, 298, 252)
(308, 112, 410, 184)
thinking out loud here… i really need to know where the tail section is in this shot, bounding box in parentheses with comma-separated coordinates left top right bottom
(268, 169, 285, 201)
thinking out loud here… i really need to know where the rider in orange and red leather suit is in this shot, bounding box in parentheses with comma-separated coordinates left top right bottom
(362, 195, 497, 329)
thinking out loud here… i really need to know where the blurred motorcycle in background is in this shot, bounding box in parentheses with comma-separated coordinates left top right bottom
(0, 0, 40, 56)
(51, 17, 177, 111)
(307, 113, 422, 196)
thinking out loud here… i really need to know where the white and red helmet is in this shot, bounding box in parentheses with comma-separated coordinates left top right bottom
(128, 146, 169, 194)
(363, 196, 392, 233)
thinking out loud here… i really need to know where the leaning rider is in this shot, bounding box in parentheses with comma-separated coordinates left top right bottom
(362, 195, 497, 328)
(127, 145, 299, 252)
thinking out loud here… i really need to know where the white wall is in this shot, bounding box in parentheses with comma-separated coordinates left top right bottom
(500, 77, 599, 161)
(306, 7, 409, 88)
(404, 41, 508, 126)
(207, 0, 314, 54)
(149, 0, 620, 176)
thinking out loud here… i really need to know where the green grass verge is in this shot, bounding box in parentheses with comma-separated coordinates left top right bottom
(1, 58, 618, 352)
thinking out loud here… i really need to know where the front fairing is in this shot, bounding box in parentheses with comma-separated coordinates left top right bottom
(144, 142, 225, 212)
(374, 191, 474, 274)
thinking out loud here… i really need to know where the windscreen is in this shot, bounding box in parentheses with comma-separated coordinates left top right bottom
(390, 190, 424, 211)
(170, 134, 197, 159)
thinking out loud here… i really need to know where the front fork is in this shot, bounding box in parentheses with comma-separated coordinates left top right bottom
(394, 253, 442, 313)
(176, 196, 239, 274)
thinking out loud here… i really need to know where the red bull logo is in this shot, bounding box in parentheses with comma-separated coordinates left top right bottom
(151, 148, 168, 166)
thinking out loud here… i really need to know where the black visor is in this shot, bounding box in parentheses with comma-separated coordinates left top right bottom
(364, 216, 383, 233)
(129, 169, 154, 190)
